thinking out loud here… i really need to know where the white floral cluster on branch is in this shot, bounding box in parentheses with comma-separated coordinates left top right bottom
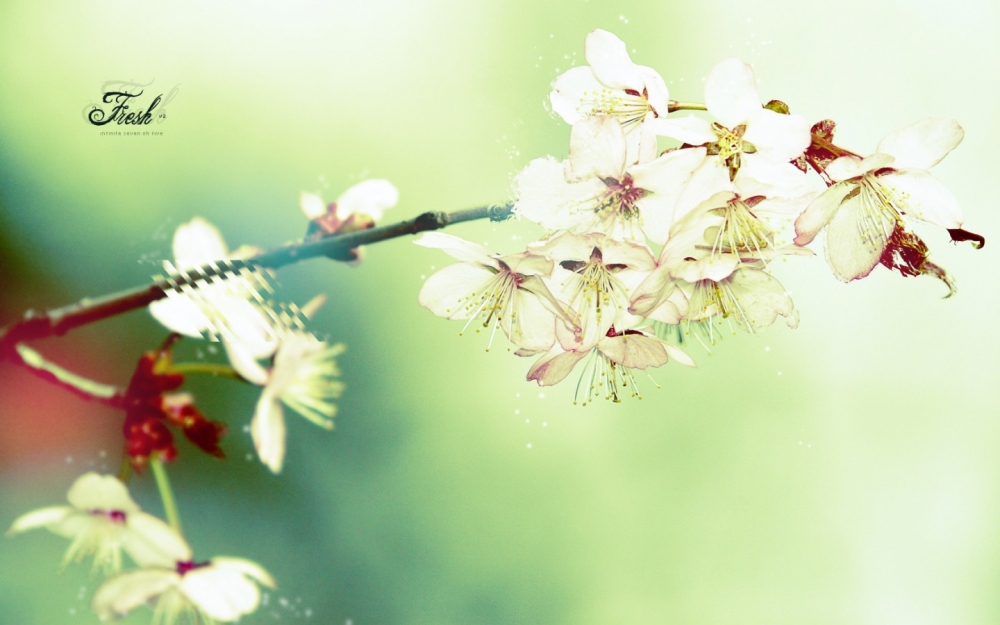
(417, 29, 978, 404)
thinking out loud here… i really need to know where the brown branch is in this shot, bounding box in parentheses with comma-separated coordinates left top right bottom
(0, 202, 514, 348)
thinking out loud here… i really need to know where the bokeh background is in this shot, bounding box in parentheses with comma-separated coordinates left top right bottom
(1, 1, 998, 623)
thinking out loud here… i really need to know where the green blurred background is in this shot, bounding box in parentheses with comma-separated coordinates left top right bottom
(1, 1, 998, 623)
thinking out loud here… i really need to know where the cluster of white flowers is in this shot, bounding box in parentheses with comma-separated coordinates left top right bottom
(8, 473, 275, 623)
(417, 29, 976, 404)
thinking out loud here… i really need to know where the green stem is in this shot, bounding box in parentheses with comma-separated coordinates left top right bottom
(150, 457, 182, 534)
(667, 101, 708, 113)
(170, 362, 244, 380)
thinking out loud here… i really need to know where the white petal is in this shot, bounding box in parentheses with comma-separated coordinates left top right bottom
(673, 254, 740, 284)
(637, 65, 669, 115)
(67, 472, 139, 514)
(743, 108, 810, 161)
(671, 159, 731, 224)
(567, 116, 627, 182)
(823, 193, 891, 282)
(549, 66, 603, 125)
(826, 154, 893, 182)
(211, 557, 276, 588)
(181, 564, 262, 620)
(335, 179, 398, 221)
(173, 218, 228, 270)
(300, 192, 327, 220)
(505, 288, 557, 353)
(727, 268, 798, 331)
(413, 232, 492, 264)
(122, 513, 192, 568)
(876, 118, 964, 170)
(705, 58, 761, 129)
(793, 181, 856, 246)
(598, 333, 670, 369)
(630, 147, 707, 243)
(92, 569, 178, 620)
(880, 170, 963, 229)
(224, 337, 269, 386)
(418, 263, 497, 320)
(585, 29, 642, 90)
(149, 294, 212, 338)
(251, 394, 287, 474)
(514, 157, 606, 231)
(526, 346, 588, 386)
(7, 506, 73, 535)
(645, 116, 716, 145)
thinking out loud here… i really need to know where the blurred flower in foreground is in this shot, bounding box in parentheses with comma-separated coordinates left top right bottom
(6, 472, 184, 575)
(301, 179, 399, 262)
(150, 217, 280, 361)
(233, 331, 346, 473)
(92, 527, 274, 624)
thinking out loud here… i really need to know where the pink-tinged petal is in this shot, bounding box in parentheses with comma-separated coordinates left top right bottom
(506, 289, 557, 353)
(793, 182, 856, 246)
(122, 513, 191, 568)
(599, 333, 669, 369)
(414, 232, 492, 264)
(645, 116, 716, 145)
(743, 108, 810, 161)
(599, 236, 656, 271)
(880, 170, 963, 229)
(567, 116, 627, 182)
(728, 268, 799, 331)
(585, 29, 642, 90)
(705, 58, 761, 128)
(823, 193, 891, 282)
(660, 206, 727, 266)
(826, 154, 893, 182)
(66, 472, 139, 514)
(749, 192, 817, 220)
(636, 116, 657, 165)
(550, 66, 603, 125)
(673, 254, 740, 283)
(637, 65, 669, 115)
(876, 118, 964, 170)
(530, 231, 599, 263)
(335, 179, 398, 221)
(173, 218, 228, 270)
(641, 285, 689, 325)
(418, 262, 496, 320)
(300, 192, 327, 220)
(629, 265, 676, 318)
(499, 252, 552, 276)
(7, 506, 73, 535)
(526, 346, 588, 386)
(181, 564, 262, 620)
(251, 394, 287, 474)
(92, 569, 178, 621)
(519, 274, 576, 329)
(514, 157, 606, 231)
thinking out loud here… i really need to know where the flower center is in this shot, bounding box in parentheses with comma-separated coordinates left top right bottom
(90, 509, 127, 524)
(709, 198, 772, 257)
(856, 174, 905, 247)
(176, 559, 210, 576)
(688, 275, 754, 335)
(709, 123, 757, 181)
(457, 262, 523, 351)
(561, 247, 628, 324)
(580, 88, 653, 129)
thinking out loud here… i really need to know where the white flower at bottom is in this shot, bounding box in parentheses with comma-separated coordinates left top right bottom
(6, 472, 186, 576)
(92, 556, 276, 624)
(237, 332, 346, 474)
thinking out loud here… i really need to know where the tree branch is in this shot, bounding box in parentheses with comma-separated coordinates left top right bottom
(0, 202, 514, 348)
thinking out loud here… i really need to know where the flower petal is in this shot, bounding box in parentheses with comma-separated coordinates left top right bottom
(122, 513, 192, 568)
(743, 108, 811, 161)
(251, 394, 287, 474)
(526, 346, 588, 386)
(876, 118, 964, 170)
(880, 170, 963, 229)
(514, 157, 606, 231)
(823, 193, 892, 282)
(567, 115, 627, 182)
(335, 179, 398, 221)
(414, 232, 492, 264)
(793, 181, 856, 246)
(149, 294, 212, 338)
(418, 262, 497, 320)
(92, 569, 178, 621)
(705, 58, 760, 128)
(550, 66, 603, 125)
(172, 218, 228, 271)
(585, 29, 642, 90)
(6, 506, 73, 535)
(300, 192, 327, 220)
(826, 154, 894, 182)
(66, 472, 140, 514)
(645, 116, 716, 145)
(181, 563, 263, 621)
